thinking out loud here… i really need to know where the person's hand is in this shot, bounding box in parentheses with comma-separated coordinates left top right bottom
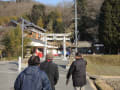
(66, 79, 69, 85)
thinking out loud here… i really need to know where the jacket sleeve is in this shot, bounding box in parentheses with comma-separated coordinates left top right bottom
(86, 60, 87, 65)
(42, 72, 52, 90)
(54, 65, 59, 85)
(66, 62, 75, 80)
(84, 59, 87, 65)
(14, 73, 23, 90)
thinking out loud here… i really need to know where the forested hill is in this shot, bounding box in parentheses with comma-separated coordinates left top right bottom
(86, 0, 104, 19)
(0, 0, 104, 39)
(0, 0, 104, 40)
(0, 1, 36, 17)
(0, 0, 104, 17)
(0, 1, 64, 17)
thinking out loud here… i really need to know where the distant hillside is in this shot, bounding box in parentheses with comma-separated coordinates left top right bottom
(86, 0, 104, 19)
(0, 0, 105, 19)
(0, 1, 37, 17)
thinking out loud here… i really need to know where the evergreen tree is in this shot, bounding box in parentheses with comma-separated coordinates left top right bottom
(77, 0, 86, 17)
(99, 0, 120, 54)
(77, 0, 92, 41)
(53, 21, 65, 33)
(29, 4, 45, 24)
(46, 10, 64, 33)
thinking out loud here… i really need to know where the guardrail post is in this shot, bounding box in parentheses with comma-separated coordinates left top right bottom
(18, 56, 21, 72)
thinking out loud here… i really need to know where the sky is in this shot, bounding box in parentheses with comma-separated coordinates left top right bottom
(36, 0, 73, 5)
(1, 0, 73, 5)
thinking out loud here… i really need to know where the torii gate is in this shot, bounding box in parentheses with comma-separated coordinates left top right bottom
(43, 33, 71, 61)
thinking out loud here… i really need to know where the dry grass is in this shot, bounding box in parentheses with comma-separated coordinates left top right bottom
(95, 79, 114, 90)
(0, 57, 18, 61)
(84, 55, 120, 76)
(85, 55, 120, 66)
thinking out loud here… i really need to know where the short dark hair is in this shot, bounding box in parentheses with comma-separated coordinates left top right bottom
(75, 52, 82, 57)
(31, 48, 36, 54)
(28, 56, 40, 66)
(76, 52, 81, 56)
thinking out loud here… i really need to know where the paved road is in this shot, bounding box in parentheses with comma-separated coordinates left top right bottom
(53, 58, 95, 90)
(0, 59, 95, 90)
(0, 61, 18, 90)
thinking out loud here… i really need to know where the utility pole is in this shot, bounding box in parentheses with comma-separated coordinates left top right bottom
(22, 18, 24, 61)
(44, 34, 47, 61)
(75, 0, 78, 52)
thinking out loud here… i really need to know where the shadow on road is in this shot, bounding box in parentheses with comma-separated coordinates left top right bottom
(8, 62, 18, 72)
(0, 63, 6, 65)
(9, 62, 18, 66)
(59, 65, 66, 69)
(9, 68, 18, 71)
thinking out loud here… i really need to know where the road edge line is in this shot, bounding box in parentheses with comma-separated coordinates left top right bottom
(87, 76, 97, 90)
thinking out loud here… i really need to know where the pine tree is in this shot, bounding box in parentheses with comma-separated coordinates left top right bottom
(77, 0, 86, 17)
(53, 21, 65, 33)
(99, 0, 120, 54)
(29, 4, 45, 24)
(77, 0, 92, 41)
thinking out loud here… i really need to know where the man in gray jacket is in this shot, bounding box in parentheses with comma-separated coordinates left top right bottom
(66, 52, 87, 90)
(40, 53, 59, 90)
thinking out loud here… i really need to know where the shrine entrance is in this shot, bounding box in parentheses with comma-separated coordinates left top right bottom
(43, 33, 71, 61)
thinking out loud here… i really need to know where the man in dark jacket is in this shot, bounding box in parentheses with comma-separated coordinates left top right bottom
(14, 56, 52, 90)
(66, 52, 87, 90)
(40, 53, 59, 90)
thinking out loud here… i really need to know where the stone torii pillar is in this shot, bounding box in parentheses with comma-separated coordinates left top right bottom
(43, 34, 47, 61)
(63, 36, 67, 61)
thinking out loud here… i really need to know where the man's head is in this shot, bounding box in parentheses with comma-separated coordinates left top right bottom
(46, 53, 53, 60)
(28, 56, 40, 66)
(75, 52, 83, 59)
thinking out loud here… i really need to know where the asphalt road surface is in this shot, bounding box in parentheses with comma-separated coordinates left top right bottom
(0, 59, 95, 90)
(54, 58, 95, 90)
(0, 61, 18, 90)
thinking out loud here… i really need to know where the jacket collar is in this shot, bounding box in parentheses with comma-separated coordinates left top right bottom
(76, 58, 83, 61)
(46, 59, 53, 62)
